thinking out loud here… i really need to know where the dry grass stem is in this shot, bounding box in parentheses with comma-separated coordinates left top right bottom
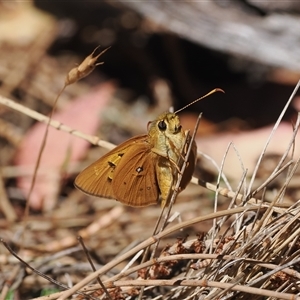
(247, 80, 300, 193)
(1, 34, 300, 299)
(3, 81, 300, 298)
(0, 94, 115, 150)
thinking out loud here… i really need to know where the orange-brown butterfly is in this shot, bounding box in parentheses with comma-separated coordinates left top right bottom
(74, 89, 223, 207)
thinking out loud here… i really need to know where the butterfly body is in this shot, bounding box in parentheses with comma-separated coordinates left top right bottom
(75, 112, 197, 207)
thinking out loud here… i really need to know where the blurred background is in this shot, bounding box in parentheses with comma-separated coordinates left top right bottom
(0, 0, 300, 212)
(35, 0, 300, 126)
(1, 1, 300, 298)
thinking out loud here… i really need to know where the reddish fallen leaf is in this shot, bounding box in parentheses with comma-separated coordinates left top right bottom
(15, 81, 116, 211)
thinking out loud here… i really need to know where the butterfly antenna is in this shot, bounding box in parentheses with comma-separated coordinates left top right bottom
(174, 88, 224, 114)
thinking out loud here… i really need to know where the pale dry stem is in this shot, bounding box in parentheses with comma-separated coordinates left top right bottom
(1, 75, 300, 299)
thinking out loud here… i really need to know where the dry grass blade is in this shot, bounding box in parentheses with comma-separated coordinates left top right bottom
(77, 236, 113, 300)
(0, 94, 115, 150)
(1, 37, 300, 299)
(247, 79, 300, 194)
(9, 80, 298, 299)
(137, 112, 204, 299)
(158, 112, 203, 233)
(1, 239, 71, 294)
(106, 279, 298, 300)
(55, 206, 260, 299)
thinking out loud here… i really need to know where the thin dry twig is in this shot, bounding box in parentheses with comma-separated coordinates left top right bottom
(1, 41, 300, 299)
(0, 94, 115, 151)
(78, 236, 113, 300)
(107, 279, 298, 300)
(247, 79, 300, 194)
(56, 205, 261, 300)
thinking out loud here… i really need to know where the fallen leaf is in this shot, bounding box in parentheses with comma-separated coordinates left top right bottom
(15, 81, 116, 211)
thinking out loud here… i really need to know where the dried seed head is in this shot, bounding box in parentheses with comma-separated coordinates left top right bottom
(65, 46, 110, 86)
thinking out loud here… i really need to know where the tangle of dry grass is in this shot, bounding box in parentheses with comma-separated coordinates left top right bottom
(1, 82, 300, 300)
(1, 24, 300, 299)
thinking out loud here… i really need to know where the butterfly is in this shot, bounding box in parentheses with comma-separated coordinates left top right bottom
(75, 112, 196, 207)
(74, 89, 223, 207)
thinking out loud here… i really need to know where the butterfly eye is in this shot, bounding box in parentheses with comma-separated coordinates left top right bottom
(158, 120, 167, 131)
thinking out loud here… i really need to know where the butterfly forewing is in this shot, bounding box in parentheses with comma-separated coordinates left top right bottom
(74, 153, 115, 199)
(112, 139, 159, 206)
(75, 135, 147, 199)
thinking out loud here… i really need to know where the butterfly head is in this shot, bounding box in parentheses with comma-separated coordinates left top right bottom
(148, 112, 182, 137)
(147, 112, 187, 157)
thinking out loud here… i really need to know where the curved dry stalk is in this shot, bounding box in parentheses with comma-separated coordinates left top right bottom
(247, 79, 300, 194)
(104, 278, 298, 300)
(194, 178, 291, 210)
(154, 113, 203, 236)
(0, 239, 77, 297)
(197, 150, 232, 190)
(138, 112, 205, 299)
(209, 141, 249, 254)
(248, 160, 293, 198)
(55, 206, 260, 299)
(247, 256, 300, 288)
(31, 250, 300, 300)
(77, 236, 113, 300)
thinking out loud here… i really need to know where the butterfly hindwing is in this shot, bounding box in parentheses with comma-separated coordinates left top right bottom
(111, 141, 159, 206)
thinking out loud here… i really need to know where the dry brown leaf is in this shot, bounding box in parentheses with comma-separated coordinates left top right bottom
(15, 82, 116, 211)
